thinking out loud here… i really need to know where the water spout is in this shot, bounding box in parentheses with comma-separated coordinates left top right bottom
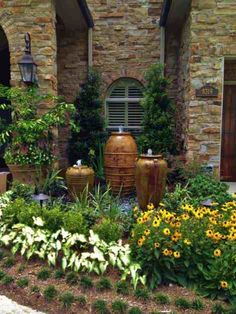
(73, 159, 82, 168)
(118, 125, 124, 133)
(147, 149, 153, 156)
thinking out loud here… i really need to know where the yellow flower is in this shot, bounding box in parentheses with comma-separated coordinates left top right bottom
(220, 281, 228, 289)
(163, 228, 171, 236)
(206, 229, 213, 237)
(152, 218, 161, 228)
(133, 206, 138, 212)
(173, 251, 181, 258)
(144, 229, 150, 236)
(175, 222, 181, 228)
(209, 217, 217, 225)
(137, 217, 143, 224)
(184, 239, 191, 245)
(214, 249, 221, 257)
(159, 203, 165, 207)
(147, 203, 154, 210)
(163, 249, 169, 256)
(138, 238, 144, 246)
(154, 242, 160, 248)
(181, 213, 189, 221)
(231, 213, 236, 221)
(232, 192, 236, 198)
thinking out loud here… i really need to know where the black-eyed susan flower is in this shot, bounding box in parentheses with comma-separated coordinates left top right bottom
(214, 249, 221, 257)
(173, 251, 181, 258)
(206, 229, 213, 237)
(152, 218, 160, 228)
(220, 281, 228, 289)
(163, 249, 169, 256)
(147, 203, 154, 210)
(184, 239, 191, 245)
(137, 217, 143, 224)
(163, 228, 171, 236)
(144, 229, 150, 236)
(154, 242, 160, 248)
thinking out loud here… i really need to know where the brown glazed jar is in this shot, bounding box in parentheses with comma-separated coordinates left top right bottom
(104, 132, 138, 196)
(135, 154, 168, 210)
(66, 164, 94, 199)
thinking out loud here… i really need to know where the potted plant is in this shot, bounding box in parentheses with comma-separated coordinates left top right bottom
(0, 85, 77, 185)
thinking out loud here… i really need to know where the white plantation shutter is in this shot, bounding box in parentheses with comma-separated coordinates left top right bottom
(106, 78, 143, 133)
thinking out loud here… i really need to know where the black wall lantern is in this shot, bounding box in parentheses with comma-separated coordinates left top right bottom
(18, 33, 37, 85)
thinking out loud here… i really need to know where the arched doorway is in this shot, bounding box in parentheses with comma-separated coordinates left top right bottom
(0, 26, 11, 169)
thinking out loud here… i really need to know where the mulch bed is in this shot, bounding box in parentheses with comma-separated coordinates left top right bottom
(0, 249, 227, 314)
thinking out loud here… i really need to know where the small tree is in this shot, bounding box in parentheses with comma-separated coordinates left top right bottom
(69, 68, 106, 166)
(138, 64, 176, 155)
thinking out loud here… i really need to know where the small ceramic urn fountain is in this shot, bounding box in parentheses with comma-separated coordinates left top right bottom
(66, 160, 94, 200)
(135, 149, 168, 210)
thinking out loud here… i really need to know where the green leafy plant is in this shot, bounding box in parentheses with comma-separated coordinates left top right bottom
(3, 256, 15, 268)
(96, 277, 112, 291)
(211, 303, 227, 314)
(0, 85, 76, 166)
(17, 264, 26, 273)
(10, 181, 34, 201)
(91, 141, 105, 180)
(16, 277, 29, 288)
(191, 298, 204, 311)
(80, 275, 93, 289)
(63, 210, 87, 235)
(54, 269, 64, 279)
(69, 68, 106, 166)
(112, 300, 128, 314)
(93, 218, 124, 244)
(175, 297, 191, 309)
(138, 64, 176, 155)
(134, 287, 149, 301)
(0, 269, 6, 279)
(43, 285, 58, 302)
(1, 274, 14, 285)
(92, 299, 110, 314)
(37, 268, 51, 280)
(116, 281, 129, 295)
(128, 307, 143, 314)
(59, 291, 75, 308)
(154, 292, 170, 305)
(76, 295, 87, 306)
(66, 271, 78, 285)
(0, 249, 4, 260)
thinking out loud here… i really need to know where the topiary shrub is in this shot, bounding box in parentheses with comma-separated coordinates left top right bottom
(93, 218, 123, 243)
(63, 210, 87, 234)
(138, 63, 176, 155)
(69, 67, 106, 166)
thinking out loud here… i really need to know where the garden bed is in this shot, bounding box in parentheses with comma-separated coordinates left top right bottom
(0, 248, 225, 314)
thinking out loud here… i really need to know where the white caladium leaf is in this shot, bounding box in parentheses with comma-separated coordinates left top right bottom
(62, 256, 68, 270)
(108, 252, 116, 266)
(61, 228, 70, 240)
(12, 223, 26, 230)
(119, 252, 130, 266)
(26, 248, 35, 260)
(35, 249, 46, 259)
(76, 234, 87, 243)
(48, 252, 56, 266)
(99, 261, 109, 274)
(68, 252, 77, 268)
(91, 247, 105, 262)
(74, 256, 81, 272)
(88, 230, 100, 244)
(1, 234, 11, 246)
(32, 216, 44, 227)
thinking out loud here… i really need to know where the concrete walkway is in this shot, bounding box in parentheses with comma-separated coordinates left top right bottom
(0, 295, 45, 314)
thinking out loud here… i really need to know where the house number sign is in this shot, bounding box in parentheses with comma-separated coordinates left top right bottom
(196, 84, 218, 97)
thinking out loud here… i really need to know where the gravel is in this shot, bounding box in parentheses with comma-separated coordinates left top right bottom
(0, 295, 45, 314)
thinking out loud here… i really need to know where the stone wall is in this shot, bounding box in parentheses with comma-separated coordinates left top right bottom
(0, 0, 57, 99)
(185, 0, 236, 173)
(87, 0, 163, 93)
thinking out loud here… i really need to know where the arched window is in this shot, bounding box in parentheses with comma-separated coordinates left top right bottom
(105, 78, 143, 133)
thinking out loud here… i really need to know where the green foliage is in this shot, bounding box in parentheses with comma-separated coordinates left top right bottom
(0, 249, 4, 260)
(59, 291, 75, 308)
(111, 300, 128, 313)
(16, 277, 29, 288)
(92, 299, 110, 314)
(0, 269, 6, 279)
(116, 281, 129, 295)
(36, 169, 67, 197)
(31, 285, 40, 293)
(134, 287, 149, 301)
(191, 298, 205, 311)
(66, 271, 78, 285)
(128, 307, 143, 314)
(76, 295, 87, 306)
(69, 68, 106, 166)
(43, 285, 58, 302)
(1, 274, 14, 285)
(138, 64, 176, 155)
(3, 256, 15, 268)
(54, 269, 64, 279)
(162, 184, 191, 211)
(10, 181, 34, 201)
(211, 303, 227, 314)
(80, 275, 93, 289)
(0, 85, 76, 165)
(93, 218, 124, 243)
(17, 264, 26, 273)
(37, 268, 51, 280)
(175, 297, 191, 309)
(96, 277, 112, 291)
(187, 175, 231, 205)
(154, 292, 170, 305)
(63, 210, 87, 234)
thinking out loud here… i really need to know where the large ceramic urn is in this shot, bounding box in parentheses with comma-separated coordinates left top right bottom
(135, 152, 168, 210)
(7, 164, 47, 186)
(66, 160, 94, 199)
(104, 131, 138, 195)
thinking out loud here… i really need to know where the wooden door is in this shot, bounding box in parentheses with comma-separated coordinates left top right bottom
(221, 85, 236, 181)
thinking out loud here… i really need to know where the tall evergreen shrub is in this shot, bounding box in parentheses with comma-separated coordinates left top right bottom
(138, 64, 176, 155)
(69, 68, 106, 165)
